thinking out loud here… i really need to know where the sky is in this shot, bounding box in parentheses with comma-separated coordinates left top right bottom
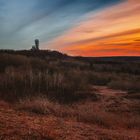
(0, 0, 140, 56)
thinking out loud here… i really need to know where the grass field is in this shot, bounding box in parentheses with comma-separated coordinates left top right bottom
(0, 50, 139, 139)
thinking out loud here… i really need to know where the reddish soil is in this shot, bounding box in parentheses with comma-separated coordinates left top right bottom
(0, 86, 140, 140)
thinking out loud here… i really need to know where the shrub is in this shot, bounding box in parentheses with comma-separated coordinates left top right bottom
(18, 97, 76, 118)
(108, 79, 140, 92)
(88, 72, 111, 85)
(0, 65, 90, 103)
(0, 54, 29, 72)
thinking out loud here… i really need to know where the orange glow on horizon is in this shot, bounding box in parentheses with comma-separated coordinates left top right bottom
(43, 0, 140, 57)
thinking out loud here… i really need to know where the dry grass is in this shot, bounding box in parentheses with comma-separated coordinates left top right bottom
(0, 53, 140, 103)
(17, 97, 140, 129)
(108, 79, 140, 92)
(19, 98, 109, 127)
(1, 99, 139, 140)
(0, 52, 140, 139)
(0, 65, 89, 103)
(18, 97, 76, 117)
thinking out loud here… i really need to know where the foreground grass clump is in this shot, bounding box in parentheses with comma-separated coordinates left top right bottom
(18, 97, 75, 117)
(18, 97, 110, 127)
(17, 96, 140, 129)
(108, 79, 140, 92)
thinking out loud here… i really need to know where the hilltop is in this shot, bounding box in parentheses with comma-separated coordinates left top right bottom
(0, 49, 68, 59)
(1, 49, 140, 61)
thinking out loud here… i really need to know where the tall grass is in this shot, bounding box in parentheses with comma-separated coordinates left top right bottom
(0, 67, 89, 102)
(0, 53, 140, 102)
(0, 54, 90, 102)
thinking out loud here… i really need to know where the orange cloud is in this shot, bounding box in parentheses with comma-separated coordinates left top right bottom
(44, 0, 140, 56)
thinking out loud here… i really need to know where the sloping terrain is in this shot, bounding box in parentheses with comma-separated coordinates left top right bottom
(0, 86, 139, 140)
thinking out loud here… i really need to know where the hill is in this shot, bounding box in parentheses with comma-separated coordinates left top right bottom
(0, 49, 140, 139)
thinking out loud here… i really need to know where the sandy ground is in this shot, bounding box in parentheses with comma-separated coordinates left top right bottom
(0, 86, 139, 140)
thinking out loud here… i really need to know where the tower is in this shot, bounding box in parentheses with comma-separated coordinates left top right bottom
(35, 39, 39, 50)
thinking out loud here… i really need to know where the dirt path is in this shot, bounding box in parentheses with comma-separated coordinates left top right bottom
(0, 86, 140, 140)
(92, 86, 137, 113)
(93, 86, 127, 96)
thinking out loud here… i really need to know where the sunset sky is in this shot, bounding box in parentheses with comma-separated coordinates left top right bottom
(0, 0, 140, 56)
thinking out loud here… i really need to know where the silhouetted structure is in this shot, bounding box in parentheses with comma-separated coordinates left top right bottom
(31, 45, 36, 51)
(35, 39, 39, 50)
(31, 39, 40, 51)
